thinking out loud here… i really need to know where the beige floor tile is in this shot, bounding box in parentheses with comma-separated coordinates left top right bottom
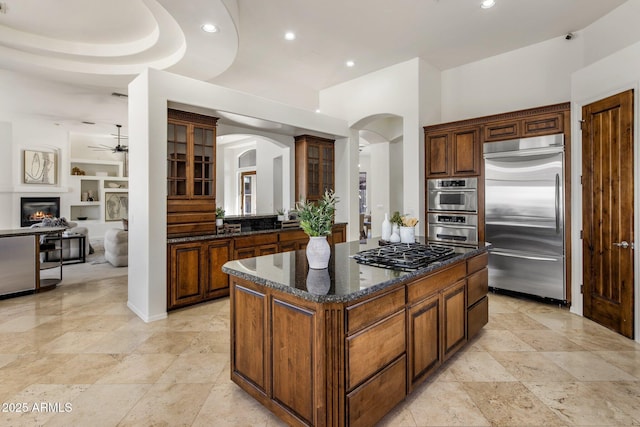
(542, 351, 638, 381)
(447, 352, 517, 382)
(524, 381, 638, 425)
(183, 330, 230, 354)
(485, 312, 549, 330)
(39, 353, 125, 384)
(43, 383, 150, 427)
(561, 327, 640, 351)
(157, 352, 228, 384)
(405, 381, 490, 426)
(0, 314, 58, 333)
(490, 351, 577, 382)
(38, 331, 108, 353)
(468, 329, 537, 352)
(134, 331, 200, 354)
(511, 329, 586, 352)
(118, 382, 213, 427)
(95, 353, 178, 384)
(0, 353, 70, 383)
(80, 330, 153, 354)
(191, 382, 285, 427)
(463, 382, 565, 426)
(594, 350, 640, 378)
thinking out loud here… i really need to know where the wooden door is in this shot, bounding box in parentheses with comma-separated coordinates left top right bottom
(582, 89, 634, 338)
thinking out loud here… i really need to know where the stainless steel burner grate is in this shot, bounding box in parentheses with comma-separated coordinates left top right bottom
(352, 243, 455, 271)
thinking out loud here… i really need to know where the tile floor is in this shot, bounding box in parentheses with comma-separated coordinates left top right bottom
(1, 251, 639, 426)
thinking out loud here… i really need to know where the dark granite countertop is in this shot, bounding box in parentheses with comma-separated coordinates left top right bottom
(222, 236, 490, 303)
(167, 222, 347, 244)
(0, 227, 66, 238)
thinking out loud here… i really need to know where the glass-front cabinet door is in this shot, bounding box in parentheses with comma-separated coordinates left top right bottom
(167, 122, 188, 197)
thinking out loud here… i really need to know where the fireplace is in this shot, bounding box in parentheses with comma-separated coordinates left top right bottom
(21, 197, 60, 227)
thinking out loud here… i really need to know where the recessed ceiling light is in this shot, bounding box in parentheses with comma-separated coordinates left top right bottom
(346, 60, 355, 67)
(315, 109, 321, 113)
(284, 31, 296, 41)
(201, 23, 218, 33)
(480, 0, 495, 9)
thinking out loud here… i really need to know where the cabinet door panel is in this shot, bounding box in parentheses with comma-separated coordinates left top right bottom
(425, 133, 449, 177)
(271, 298, 316, 425)
(452, 128, 480, 176)
(443, 280, 467, 360)
(205, 240, 231, 295)
(169, 243, 203, 308)
(467, 268, 488, 307)
(468, 296, 489, 339)
(408, 293, 440, 386)
(233, 284, 267, 392)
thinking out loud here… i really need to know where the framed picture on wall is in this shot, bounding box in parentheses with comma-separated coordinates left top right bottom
(105, 192, 129, 221)
(24, 150, 57, 184)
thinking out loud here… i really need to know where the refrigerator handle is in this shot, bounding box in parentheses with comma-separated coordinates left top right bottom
(555, 173, 560, 234)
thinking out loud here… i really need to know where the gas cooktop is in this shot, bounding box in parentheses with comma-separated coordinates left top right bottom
(352, 243, 455, 271)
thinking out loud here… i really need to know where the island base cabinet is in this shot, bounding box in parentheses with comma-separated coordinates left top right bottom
(468, 296, 488, 339)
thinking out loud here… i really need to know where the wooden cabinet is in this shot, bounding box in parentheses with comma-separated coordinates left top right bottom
(483, 111, 564, 142)
(279, 229, 308, 252)
(467, 253, 489, 339)
(425, 126, 481, 178)
(233, 233, 279, 260)
(407, 262, 467, 390)
(167, 238, 231, 310)
(294, 134, 335, 202)
(167, 109, 219, 237)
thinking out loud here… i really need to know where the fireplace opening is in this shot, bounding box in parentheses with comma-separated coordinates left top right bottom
(21, 197, 60, 227)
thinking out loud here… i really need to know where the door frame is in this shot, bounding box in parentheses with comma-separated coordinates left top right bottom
(571, 85, 640, 342)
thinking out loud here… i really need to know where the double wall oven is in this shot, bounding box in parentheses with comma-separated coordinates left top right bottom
(427, 177, 478, 246)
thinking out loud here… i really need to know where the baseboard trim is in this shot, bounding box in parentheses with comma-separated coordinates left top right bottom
(127, 300, 168, 323)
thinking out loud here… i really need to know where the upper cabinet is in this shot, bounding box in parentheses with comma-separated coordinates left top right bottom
(425, 126, 481, 178)
(482, 111, 564, 142)
(167, 109, 218, 199)
(167, 109, 219, 237)
(294, 134, 335, 202)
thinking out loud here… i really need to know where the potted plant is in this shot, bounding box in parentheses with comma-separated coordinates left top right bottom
(296, 189, 339, 269)
(215, 207, 225, 226)
(276, 208, 286, 222)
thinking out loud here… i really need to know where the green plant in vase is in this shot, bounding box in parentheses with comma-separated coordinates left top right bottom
(296, 190, 339, 269)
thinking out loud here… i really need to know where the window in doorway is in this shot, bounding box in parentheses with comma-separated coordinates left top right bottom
(241, 171, 256, 215)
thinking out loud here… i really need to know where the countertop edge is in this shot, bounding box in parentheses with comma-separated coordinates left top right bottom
(222, 243, 490, 304)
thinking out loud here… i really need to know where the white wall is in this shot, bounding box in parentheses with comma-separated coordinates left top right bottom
(440, 36, 583, 122)
(321, 58, 439, 237)
(127, 68, 349, 322)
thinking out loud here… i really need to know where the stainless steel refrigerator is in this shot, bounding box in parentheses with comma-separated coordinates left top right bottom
(483, 133, 565, 302)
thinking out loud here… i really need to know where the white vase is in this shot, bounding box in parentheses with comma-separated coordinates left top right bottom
(216, 218, 223, 226)
(306, 268, 330, 295)
(306, 236, 331, 269)
(381, 213, 391, 241)
(389, 224, 400, 243)
(400, 226, 415, 243)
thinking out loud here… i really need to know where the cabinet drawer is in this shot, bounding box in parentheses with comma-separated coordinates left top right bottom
(278, 229, 307, 242)
(233, 233, 278, 248)
(522, 112, 563, 137)
(407, 263, 465, 304)
(482, 120, 520, 142)
(347, 311, 405, 390)
(347, 355, 406, 427)
(467, 268, 488, 307)
(347, 287, 405, 334)
(467, 252, 488, 274)
(468, 296, 488, 339)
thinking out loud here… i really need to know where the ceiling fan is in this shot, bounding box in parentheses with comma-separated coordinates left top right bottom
(89, 124, 128, 153)
(89, 124, 129, 177)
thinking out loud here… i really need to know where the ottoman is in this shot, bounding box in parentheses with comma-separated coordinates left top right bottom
(104, 228, 128, 267)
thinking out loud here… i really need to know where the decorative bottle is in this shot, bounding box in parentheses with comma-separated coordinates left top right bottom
(381, 213, 392, 241)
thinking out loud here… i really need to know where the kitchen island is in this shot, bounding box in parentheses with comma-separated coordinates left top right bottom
(0, 227, 65, 298)
(222, 237, 490, 427)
